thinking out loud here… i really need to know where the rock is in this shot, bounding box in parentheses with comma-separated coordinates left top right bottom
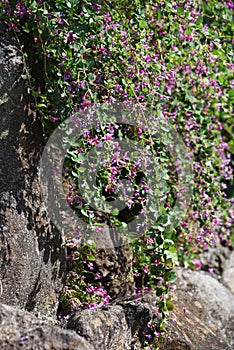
(67, 305, 131, 350)
(159, 268, 234, 350)
(222, 250, 234, 293)
(200, 241, 233, 280)
(66, 294, 159, 350)
(64, 267, 234, 350)
(0, 303, 94, 350)
(0, 24, 66, 319)
(199, 240, 234, 293)
(91, 238, 135, 299)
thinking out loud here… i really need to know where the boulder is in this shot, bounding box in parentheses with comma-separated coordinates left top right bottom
(223, 250, 234, 293)
(65, 267, 234, 350)
(66, 294, 159, 350)
(199, 240, 234, 293)
(0, 303, 94, 350)
(67, 305, 132, 350)
(0, 24, 66, 320)
(160, 268, 234, 350)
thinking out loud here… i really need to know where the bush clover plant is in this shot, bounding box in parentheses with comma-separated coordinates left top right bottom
(1, 0, 233, 348)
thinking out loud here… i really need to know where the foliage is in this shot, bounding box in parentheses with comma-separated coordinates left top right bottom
(1, 0, 233, 348)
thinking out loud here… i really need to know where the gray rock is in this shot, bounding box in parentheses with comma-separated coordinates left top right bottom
(223, 250, 234, 293)
(159, 268, 234, 350)
(0, 303, 94, 350)
(67, 305, 132, 350)
(199, 240, 234, 293)
(66, 294, 159, 350)
(63, 267, 234, 350)
(0, 25, 66, 319)
(200, 241, 233, 280)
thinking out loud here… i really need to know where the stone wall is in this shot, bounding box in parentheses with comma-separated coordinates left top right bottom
(0, 24, 66, 320)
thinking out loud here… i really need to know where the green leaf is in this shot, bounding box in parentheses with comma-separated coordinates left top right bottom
(71, 154, 86, 163)
(69, 140, 82, 147)
(71, 170, 79, 177)
(88, 73, 94, 81)
(155, 225, 164, 232)
(164, 271, 177, 282)
(166, 300, 174, 310)
(177, 6, 184, 14)
(87, 255, 95, 261)
(77, 167, 86, 172)
(139, 20, 147, 29)
(164, 246, 178, 263)
(156, 287, 165, 297)
(156, 235, 164, 245)
(37, 103, 47, 108)
(111, 208, 119, 216)
(81, 209, 89, 217)
(195, 16, 202, 26)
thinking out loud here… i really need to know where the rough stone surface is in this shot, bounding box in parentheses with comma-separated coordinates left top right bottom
(223, 250, 234, 293)
(91, 236, 135, 299)
(159, 268, 234, 350)
(65, 267, 234, 350)
(0, 303, 94, 350)
(0, 25, 66, 319)
(66, 294, 158, 350)
(200, 241, 233, 279)
(67, 305, 132, 350)
(199, 241, 234, 293)
(1, 273, 233, 350)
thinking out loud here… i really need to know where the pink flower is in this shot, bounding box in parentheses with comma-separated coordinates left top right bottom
(143, 53, 151, 63)
(88, 262, 94, 270)
(88, 136, 102, 147)
(103, 134, 114, 142)
(147, 237, 153, 245)
(194, 259, 202, 270)
(64, 31, 77, 43)
(83, 129, 90, 137)
(100, 45, 107, 55)
(50, 116, 58, 123)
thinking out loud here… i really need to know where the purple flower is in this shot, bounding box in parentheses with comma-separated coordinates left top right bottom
(103, 134, 114, 142)
(64, 31, 76, 43)
(194, 259, 202, 270)
(64, 70, 71, 80)
(88, 262, 94, 270)
(100, 45, 107, 55)
(146, 237, 153, 245)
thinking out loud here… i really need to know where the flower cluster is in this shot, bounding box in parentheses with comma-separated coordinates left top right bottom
(1, 0, 233, 348)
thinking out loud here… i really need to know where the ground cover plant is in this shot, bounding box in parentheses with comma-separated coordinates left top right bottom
(1, 0, 233, 348)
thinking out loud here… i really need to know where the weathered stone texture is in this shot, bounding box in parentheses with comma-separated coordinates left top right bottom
(0, 303, 94, 350)
(223, 250, 234, 293)
(159, 268, 234, 350)
(66, 294, 159, 350)
(0, 25, 66, 319)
